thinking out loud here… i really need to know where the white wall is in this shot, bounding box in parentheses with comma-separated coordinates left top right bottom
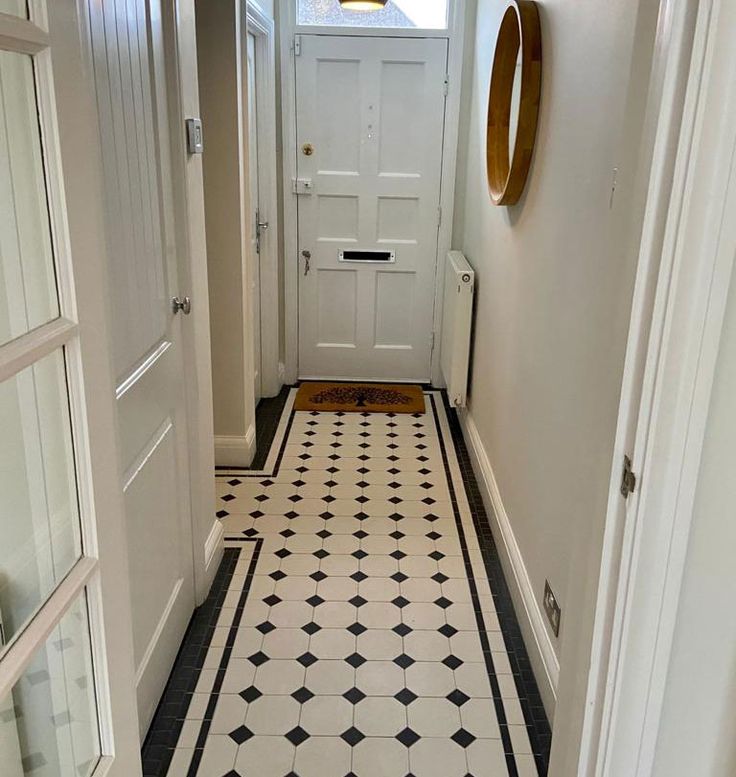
(196, 0, 257, 465)
(651, 264, 736, 777)
(453, 0, 661, 760)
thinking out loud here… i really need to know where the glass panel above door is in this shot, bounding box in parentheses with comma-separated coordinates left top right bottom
(0, 594, 101, 777)
(0, 50, 60, 347)
(297, 0, 449, 30)
(0, 350, 82, 653)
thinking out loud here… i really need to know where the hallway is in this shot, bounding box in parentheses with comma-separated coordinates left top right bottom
(143, 390, 550, 776)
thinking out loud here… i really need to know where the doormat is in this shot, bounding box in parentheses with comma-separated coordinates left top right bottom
(294, 382, 425, 414)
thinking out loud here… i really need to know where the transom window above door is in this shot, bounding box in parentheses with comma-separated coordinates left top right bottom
(297, 0, 449, 30)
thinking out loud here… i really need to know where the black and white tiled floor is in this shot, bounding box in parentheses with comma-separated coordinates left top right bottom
(142, 390, 550, 777)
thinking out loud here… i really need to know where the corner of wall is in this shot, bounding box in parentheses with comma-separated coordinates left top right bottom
(214, 423, 256, 467)
(458, 406, 559, 719)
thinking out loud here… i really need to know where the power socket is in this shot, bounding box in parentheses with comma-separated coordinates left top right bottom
(543, 580, 561, 637)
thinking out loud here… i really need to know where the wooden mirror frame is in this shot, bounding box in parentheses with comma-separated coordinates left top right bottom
(486, 0, 542, 206)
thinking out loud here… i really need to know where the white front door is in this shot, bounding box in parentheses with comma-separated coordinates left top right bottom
(0, 2, 140, 774)
(87, 0, 195, 734)
(295, 35, 448, 381)
(247, 30, 262, 403)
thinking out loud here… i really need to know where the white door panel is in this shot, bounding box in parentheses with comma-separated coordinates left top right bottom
(296, 35, 448, 380)
(88, 0, 195, 735)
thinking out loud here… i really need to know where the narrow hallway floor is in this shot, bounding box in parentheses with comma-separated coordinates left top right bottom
(144, 389, 550, 777)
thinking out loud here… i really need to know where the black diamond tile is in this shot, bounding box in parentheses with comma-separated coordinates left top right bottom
(451, 728, 476, 748)
(438, 624, 459, 638)
(341, 726, 365, 746)
(256, 621, 276, 635)
(275, 548, 292, 559)
(431, 572, 449, 584)
(255, 494, 269, 502)
(388, 496, 403, 505)
(325, 480, 338, 488)
(292, 687, 314, 704)
(396, 727, 420, 747)
(394, 688, 418, 706)
(285, 726, 310, 746)
(289, 494, 303, 503)
(419, 481, 432, 488)
(270, 570, 287, 581)
(353, 530, 368, 539)
(434, 596, 452, 609)
(355, 511, 369, 521)
(391, 572, 408, 583)
(285, 510, 299, 520)
(390, 550, 407, 560)
(291, 479, 306, 487)
(227, 479, 241, 486)
(248, 510, 262, 519)
(297, 652, 318, 667)
(229, 725, 254, 744)
(345, 653, 367, 668)
(424, 513, 440, 522)
(426, 531, 441, 541)
(356, 495, 369, 504)
(302, 622, 321, 635)
(349, 595, 367, 608)
(351, 571, 368, 582)
(442, 655, 463, 670)
(313, 549, 330, 559)
(393, 623, 412, 637)
(422, 497, 436, 505)
(317, 529, 332, 539)
(418, 468, 432, 475)
(264, 595, 282, 607)
(343, 687, 366, 705)
(348, 622, 367, 636)
(280, 529, 296, 538)
(320, 511, 335, 520)
(352, 549, 368, 559)
(239, 686, 262, 703)
(389, 513, 404, 522)
(310, 571, 327, 582)
(389, 531, 405, 540)
(242, 528, 258, 537)
(324, 495, 336, 503)
(446, 689, 471, 707)
(307, 595, 325, 608)
(216, 510, 229, 519)
(248, 651, 269, 667)
(429, 551, 445, 561)
(221, 494, 236, 502)
(393, 653, 415, 669)
(388, 467, 400, 475)
(388, 481, 401, 489)
(392, 596, 410, 609)
(356, 480, 370, 488)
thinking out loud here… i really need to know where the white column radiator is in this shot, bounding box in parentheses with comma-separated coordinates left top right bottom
(440, 251, 475, 408)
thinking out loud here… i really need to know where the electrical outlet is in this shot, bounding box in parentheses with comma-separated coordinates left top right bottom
(543, 580, 561, 637)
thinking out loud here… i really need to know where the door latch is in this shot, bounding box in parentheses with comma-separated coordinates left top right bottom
(301, 249, 311, 276)
(256, 209, 269, 254)
(620, 455, 637, 498)
(172, 296, 192, 315)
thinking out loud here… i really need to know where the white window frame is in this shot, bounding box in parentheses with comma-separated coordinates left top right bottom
(279, 0, 467, 385)
(0, 4, 139, 774)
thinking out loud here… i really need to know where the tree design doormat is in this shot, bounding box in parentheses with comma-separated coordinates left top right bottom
(294, 382, 425, 414)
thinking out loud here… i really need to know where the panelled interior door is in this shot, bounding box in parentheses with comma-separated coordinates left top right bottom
(87, 0, 195, 734)
(295, 35, 448, 381)
(247, 30, 262, 403)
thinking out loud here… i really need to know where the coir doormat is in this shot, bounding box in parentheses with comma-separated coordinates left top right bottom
(294, 382, 425, 414)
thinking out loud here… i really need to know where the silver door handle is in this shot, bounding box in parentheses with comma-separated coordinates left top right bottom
(172, 296, 191, 315)
(301, 249, 311, 276)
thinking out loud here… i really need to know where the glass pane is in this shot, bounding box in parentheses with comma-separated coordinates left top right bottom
(0, 350, 82, 652)
(0, 1, 28, 17)
(297, 0, 449, 29)
(0, 50, 60, 347)
(0, 594, 101, 777)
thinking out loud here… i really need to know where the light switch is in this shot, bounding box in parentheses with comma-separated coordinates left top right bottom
(186, 118, 204, 154)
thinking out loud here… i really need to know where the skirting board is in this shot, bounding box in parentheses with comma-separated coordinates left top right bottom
(203, 519, 225, 586)
(458, 407, 559, 718)
(214, 425, 256, 467)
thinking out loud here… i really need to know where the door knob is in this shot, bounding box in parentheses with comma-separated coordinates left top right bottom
(172, 296, 192, 315)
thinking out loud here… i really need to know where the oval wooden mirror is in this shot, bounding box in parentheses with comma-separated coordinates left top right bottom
(486, 0, 542, 206)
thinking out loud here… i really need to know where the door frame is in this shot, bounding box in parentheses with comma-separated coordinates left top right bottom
(245, 1, 281, 398)
(160, 0, 221, 604)
(575, 0, 736, 773)
(278, 0, 468, 384)
(0, 2, 142, 773)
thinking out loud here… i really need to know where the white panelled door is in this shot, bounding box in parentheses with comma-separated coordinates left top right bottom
(87, 0, 195, 735)
(295, 35, 449, 381)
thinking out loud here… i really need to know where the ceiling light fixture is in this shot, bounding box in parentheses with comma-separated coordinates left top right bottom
(339, 0, 389, 11)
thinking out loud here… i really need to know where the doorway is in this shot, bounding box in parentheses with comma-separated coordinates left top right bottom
(294, 35, 449, 381)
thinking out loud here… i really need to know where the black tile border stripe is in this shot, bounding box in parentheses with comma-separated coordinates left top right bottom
(439, 393, 552, 775)
(187, 538, 263, 777)
(141, 546, 247, 776)
(429, 394, 520, 777)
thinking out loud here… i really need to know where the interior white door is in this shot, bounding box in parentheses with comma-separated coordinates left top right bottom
(87, 0, 195, 735)
(247, 31, 262, 403)
(295, 35, 448, 381)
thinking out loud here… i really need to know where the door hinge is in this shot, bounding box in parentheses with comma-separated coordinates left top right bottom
(620, 455, 637, 498)
(293, 35, 302, 56)
(443, 74, 449, 96)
